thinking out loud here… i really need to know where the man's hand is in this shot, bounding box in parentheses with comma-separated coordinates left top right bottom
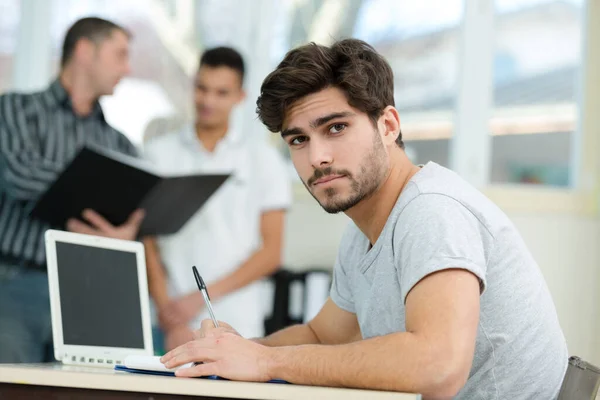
(67, 209, 145, 241)
(159, 293, 204, 329)
(193, 319, 241, 339)
(160, 331, 274, 382)
(164, 325, 195, 352)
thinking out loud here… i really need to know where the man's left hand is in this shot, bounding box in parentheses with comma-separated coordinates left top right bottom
(164, 325, 196, 352)
(67, 209, 145, 241)
(159, 293, 205, 328)
(161, 331, 274, 382)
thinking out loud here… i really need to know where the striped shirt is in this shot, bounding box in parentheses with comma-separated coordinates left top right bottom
(0, 79, 137, 269)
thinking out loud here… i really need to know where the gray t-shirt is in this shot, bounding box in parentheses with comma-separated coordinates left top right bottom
(330, 162, 568, 399)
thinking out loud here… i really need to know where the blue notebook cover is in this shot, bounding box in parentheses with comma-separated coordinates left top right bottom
(114, 365, 288, 384)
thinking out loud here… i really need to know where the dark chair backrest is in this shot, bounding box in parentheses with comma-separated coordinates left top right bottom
(558, 356, 600, 400)
(263, 268, 331, 335)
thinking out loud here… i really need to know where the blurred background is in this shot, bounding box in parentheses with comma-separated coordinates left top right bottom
(2, 0, 599, 364)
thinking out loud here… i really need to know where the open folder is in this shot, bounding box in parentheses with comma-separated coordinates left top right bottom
(115, 355, 288, 383)
(30, 145, 230, 236)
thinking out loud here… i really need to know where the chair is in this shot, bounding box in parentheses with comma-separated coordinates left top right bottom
(557, 356, 600, 400)
(263, 268, 332, 335)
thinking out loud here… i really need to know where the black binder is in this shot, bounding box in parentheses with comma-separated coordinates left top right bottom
(30, 145, 230, 236)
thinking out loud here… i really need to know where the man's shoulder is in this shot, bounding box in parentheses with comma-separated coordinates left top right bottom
(0, 89, 46, 114)
(409, 162, 475, 197)
(247, 139, 285, 161)
(242, 139, 289, 177)
(0, 90, 53, 133)
(145, 130, 181, 147)
(387, 181, 505, 255)
(401, 162, 505, 224)
(143, 130, 185, 155)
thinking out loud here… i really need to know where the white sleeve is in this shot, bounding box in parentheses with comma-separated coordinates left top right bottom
(141, 137, 160, 164)
(255, 142, 293, 212)
(141, 133, 177, 173)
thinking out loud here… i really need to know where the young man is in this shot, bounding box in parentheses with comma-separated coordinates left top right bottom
(160, 39, 569, 399)
(143, 47, 291, 352)
(0, 17, 144, 363)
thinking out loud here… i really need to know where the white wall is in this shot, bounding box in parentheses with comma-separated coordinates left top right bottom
(282, 195, 349, 270)
(283, 193, 600, 364)
(509, 213, 600, 364)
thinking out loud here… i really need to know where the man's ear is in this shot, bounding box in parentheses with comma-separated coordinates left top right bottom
(73, 38, 95, 65)
(379, 106, 401, 146)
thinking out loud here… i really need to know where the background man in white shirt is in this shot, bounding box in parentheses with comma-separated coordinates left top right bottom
(143, 47, 292, 352)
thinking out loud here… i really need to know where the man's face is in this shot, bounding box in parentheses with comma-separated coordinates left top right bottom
(89, 30, 131, 96)
(282, 87, 390, 214)
(194, 66, 244, 129)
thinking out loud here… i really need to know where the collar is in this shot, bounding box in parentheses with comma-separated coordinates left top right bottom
(46, 78, 105, 119)
(180, 124, 244, 151)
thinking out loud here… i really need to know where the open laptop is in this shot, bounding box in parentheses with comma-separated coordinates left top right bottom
(45, 230, 154, 368)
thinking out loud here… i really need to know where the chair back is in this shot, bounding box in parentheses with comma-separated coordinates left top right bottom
(557, 356, 600, 400)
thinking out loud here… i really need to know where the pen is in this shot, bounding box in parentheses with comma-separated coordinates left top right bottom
(192, 266, 219, 328)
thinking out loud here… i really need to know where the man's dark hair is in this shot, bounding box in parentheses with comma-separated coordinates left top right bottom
(61, 17, 131, 68)
(200, 47, 245, 85)
(256, 38, 403, 148)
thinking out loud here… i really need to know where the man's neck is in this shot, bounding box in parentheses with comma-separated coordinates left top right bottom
(345, 150, 421, 246)
(59, 69, 97, 117)
(195, 121, 229, 153)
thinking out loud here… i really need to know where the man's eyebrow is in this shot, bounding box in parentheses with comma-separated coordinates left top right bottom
(281, 111, 355, 137)
(281, 127, 304, 138)
(310, 111, 355, 129)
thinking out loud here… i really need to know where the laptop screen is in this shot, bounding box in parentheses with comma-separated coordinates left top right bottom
(55, 241, 145, 349)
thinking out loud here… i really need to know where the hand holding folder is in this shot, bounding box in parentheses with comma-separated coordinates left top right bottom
(65, 208, 145, 242)
(30, 144, 230, 236)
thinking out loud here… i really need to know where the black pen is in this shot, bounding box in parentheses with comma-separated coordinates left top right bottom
(192, 266, 219, 328)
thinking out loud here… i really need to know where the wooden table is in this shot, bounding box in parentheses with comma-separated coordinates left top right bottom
(0, 363, 421, 399)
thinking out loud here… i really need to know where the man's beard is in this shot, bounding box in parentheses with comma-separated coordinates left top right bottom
(303, 130, 388, 214)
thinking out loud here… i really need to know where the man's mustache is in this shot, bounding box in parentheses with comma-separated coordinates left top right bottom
(307, 167, 352, 186)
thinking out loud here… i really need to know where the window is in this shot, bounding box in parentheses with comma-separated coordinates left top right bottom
(490, 0, 584, 187)
(0, 0, 20, 93)
(268, 0, 586, 191)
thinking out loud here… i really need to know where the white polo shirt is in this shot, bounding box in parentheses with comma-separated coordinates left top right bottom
(143, 125, 292, 337)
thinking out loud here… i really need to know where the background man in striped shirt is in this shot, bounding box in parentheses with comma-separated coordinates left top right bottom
(0, 17, 144, 363)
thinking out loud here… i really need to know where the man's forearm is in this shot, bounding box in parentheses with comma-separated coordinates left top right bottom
(144, 237, 170, 309)
(253, 323, 321, 347)
(1, 155, 60, 200)
(266, 332, 466, 398)
(0, 135, 63, 201)
(209, 246, 280, 301)
(149, 276, 170, 310)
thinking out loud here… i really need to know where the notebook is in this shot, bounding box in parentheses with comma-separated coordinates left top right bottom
(115, 355, 289, 383)
(30, 144, 230, 236)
